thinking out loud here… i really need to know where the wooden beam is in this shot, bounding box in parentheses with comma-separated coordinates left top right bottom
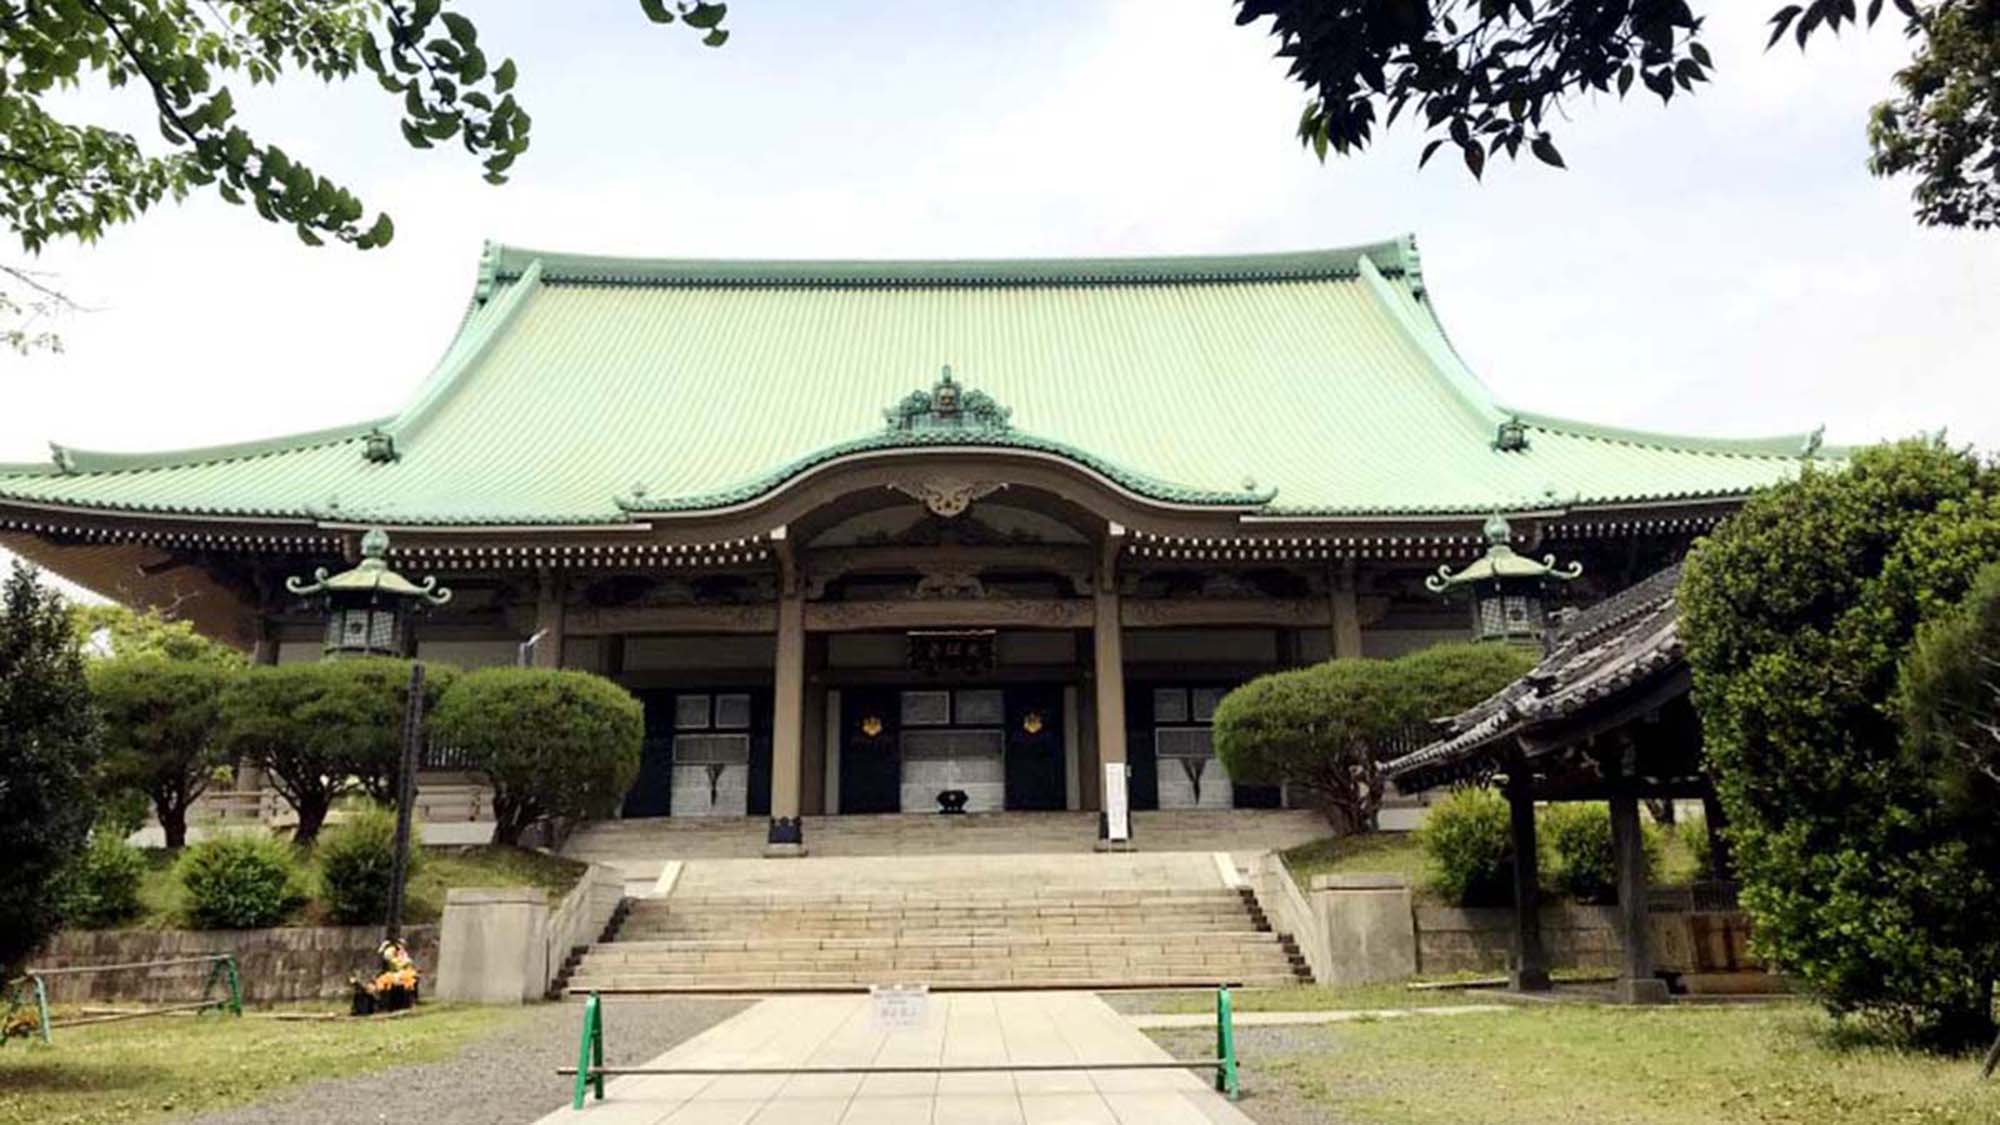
(1120, 597, 1331, 629)
(805, 598, 1091, 632)
(565, 604, 778, 636)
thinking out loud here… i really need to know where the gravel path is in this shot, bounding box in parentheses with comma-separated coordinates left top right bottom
(184, 996, 750, 1125)
(1149, 1023, 1364, 1125)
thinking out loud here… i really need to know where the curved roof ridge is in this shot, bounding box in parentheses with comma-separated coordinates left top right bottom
(1354, 253, 1508, 433)
(620, 425, 1277, 515)
(482, 236, 1423, 288)
(383, 257, 544, 445)
(1507, 408, 1833, 459)
(0, 420, 385, 478)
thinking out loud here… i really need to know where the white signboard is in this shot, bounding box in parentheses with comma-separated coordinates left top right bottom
(1104, 763, 1131, 842)
(869, 983, 930, 1031)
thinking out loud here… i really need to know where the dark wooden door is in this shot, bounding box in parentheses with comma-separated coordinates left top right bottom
(840, 687, 902, 814)
(1004, 685, 1065, 811)
(621, 689, 676, 818)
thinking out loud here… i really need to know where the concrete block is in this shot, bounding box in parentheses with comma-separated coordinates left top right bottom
(436, 886, 549, 1004)
(1313, 876, 1417, 986)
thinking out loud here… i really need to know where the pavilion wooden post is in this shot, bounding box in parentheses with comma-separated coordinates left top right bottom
(1612, 792, 1668, 1004)
(532, 571, 566, 668)
(1329, 561, 1363, 659)
(1094, 524, 1130, 848)
(1506, 782, 1551, 991)
(766, 529, 807, 856)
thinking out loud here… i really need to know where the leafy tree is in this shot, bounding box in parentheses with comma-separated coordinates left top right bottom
(214, 659, 454, 844)
(1, 0, 731, 348)
(306, 658, 456, 804)
(431, 668, 642, 847)
(88, 655, 234, 847)
(1212, 642, 1534, 833)
(73, 603, 243, 668)
(0, 562, 100, 977)
(1682, 438, 2000, 1047)
(1234, 0, 2000, 229)
(1897, 560, 2000, 887)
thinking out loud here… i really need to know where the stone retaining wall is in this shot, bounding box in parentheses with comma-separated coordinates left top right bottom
(1413, 902, 1759, 980)
(34, 925, 440, 1006)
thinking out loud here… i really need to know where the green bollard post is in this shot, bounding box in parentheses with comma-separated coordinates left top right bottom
(590, 993, 606, 1103)
(225, 956, 242, 1017)
(1215, 984, 1238, 1101)
(572, 992, 605, 1109)
(32, 976, 52, 1046)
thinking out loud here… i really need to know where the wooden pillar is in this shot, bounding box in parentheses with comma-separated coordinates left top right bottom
(252, 614, 282, 666)
(1330, 561, 1363, 659)
(767, 531, 807, 855)
(532, 571, 566, 669)
(1700, 787, 1734, 881)
(800, 635, 828, 816)
(1612, 793, 1668, 1004)
(1508, 783, 1551, 991)
(1093, 524, 1129, 846)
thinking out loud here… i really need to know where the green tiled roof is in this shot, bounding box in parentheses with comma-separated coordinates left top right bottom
(0, 236, 1830, 527)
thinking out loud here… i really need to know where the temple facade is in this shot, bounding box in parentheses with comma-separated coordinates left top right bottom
(0, 237, 1830, 849)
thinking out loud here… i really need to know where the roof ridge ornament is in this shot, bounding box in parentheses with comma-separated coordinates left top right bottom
(884, 366, 1012, 433)
(1801, 424, 1825, 459)
(1493, 415, 1529, 452)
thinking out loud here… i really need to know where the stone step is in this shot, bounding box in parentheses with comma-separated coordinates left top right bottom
(566, 972, 1304, 993)
(590, 932, 1282, 954)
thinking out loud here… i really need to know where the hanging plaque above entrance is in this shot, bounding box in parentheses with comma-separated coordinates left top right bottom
(906, 629, 997, 677)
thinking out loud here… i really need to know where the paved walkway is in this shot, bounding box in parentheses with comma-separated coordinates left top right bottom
(535, 991, 1254, 1124)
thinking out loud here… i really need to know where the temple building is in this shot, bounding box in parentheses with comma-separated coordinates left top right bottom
(0, 236, 1829, 850)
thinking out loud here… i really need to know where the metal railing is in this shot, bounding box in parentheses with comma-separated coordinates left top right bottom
(3, 954, 242, 1045)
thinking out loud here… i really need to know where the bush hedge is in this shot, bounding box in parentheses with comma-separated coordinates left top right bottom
(1417, 787, 1517, 906)
(175, 832, 306, 929)
(63, 833, 147, 928)
(1541, 803, 1662, 904)
(316, 805, 417, 925)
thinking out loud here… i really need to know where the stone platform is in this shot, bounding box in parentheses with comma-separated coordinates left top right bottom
(561, 809, 1328, 881)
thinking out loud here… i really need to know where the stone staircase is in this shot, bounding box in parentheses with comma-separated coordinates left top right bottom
(564, 853, 1309, 993)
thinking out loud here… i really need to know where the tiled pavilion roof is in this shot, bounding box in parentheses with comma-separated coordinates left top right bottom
(0, 238, 1829, 528)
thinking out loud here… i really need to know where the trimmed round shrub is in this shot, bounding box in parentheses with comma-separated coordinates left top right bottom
(64, 833, 146, 928)
(317, 805, 418, 925)
(1417, 787, 1516, 906)
(1541, 803, 1662, 904)
(176, 832, 305, 929)
(432, 668, 643, 847)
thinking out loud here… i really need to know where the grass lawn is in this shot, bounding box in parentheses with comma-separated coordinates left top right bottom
(1281, 831, 1427, 887)
(127, 844, 585, 929)
(0, 1004, 523, 1125)
(1194, 1002, 2000, 1124)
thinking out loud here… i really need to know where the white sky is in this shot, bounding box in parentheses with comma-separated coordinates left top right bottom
(1, 0, 1995, 470)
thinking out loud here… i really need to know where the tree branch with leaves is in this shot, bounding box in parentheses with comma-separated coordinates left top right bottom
(1235, 0, 1997, 229)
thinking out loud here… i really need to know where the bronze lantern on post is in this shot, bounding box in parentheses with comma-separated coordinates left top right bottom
(287, 527, 452, 657)
(1426, 514, 1581, 645)
(285, 527, 451, 948)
